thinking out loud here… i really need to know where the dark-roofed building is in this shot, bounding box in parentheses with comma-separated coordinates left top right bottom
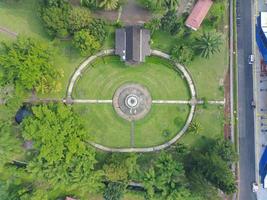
(115, 26, 151, 64)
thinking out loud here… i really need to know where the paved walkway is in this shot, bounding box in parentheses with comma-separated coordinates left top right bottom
(69, 99, 224, 105)
(0, 26, 18, 37)
(67, 49, 197, 152)
(59, 49, 223, 152)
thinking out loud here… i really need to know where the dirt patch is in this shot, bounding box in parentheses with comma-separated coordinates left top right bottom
(224, 68, 231, 139)
(120, 0, 152, 25)
(93, 10, 119, 22)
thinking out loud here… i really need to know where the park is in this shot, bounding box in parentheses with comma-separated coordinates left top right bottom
(0, 0, 236, 200)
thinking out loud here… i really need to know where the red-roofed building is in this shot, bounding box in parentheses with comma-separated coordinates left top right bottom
(185, 0, 213, 31)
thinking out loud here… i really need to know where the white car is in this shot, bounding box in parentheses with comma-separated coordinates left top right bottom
(252, 182, 259, 192)
(248, 54, 255, 64)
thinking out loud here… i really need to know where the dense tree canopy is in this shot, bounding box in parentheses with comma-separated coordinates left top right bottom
(103, 182, 126, 200)
(80, 0, 119, 10)
(68, 7, 92, 34)
(171, 43, 194, 65)
(41, 2, 71, 37)
(73, 29, 101, 56)
(0, 120, 22, 170)
(0, 37, 62, 94)
(185, 138, 237, 194)
(138, 0, 179, 12)
(22, 104, 103, 195)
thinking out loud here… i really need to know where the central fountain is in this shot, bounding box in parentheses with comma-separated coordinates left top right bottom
(112, 83, 152, 121)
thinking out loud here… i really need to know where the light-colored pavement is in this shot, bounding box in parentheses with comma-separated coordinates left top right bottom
(255, 0, 267, 199)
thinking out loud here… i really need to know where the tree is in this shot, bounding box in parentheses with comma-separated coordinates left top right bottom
(80, 0, 98, 9)
(213, 138, 238, 164)
(142, 152, 186, 198)
(73, 30, 101, 56)
(22, 104, 104, 195)
(99, 0, 119, 10)
(103, 182, 126, 200)
(160, 11, 179, 35)
(138, 0, 179, 12)
(103, 153, 138, 182)
(188, 121, 202, 134)
(185, 142, 237, 194)
(86, 19, 107, 44)
(164, 0, 179, 10)
(144, 18, 161, 35)
(171, 44, 194, 65)
(40, 3, 71, 37)
(0, 120, 22, 170)
(68, 7, 92, 34)
(194, 32, 222, 59)
(0, 37, 62, 93)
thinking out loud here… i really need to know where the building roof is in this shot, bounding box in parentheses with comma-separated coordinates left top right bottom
(185, 0, 213, 31)
(261, 12, 267, 37)
(115, 26, 151, 64)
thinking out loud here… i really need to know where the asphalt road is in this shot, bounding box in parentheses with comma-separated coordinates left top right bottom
(236, 0, 257, 199)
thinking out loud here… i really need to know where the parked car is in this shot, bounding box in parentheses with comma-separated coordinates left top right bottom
(252, 182, 259, 192)
(248, 54, 255, 64)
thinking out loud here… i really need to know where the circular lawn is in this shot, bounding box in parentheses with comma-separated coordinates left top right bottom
(72, 56, 191, 148)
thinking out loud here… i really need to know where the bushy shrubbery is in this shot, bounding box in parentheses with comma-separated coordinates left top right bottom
(40, 0, 108, 55)
(80, 0, 120, 11)
(0, 37, 62, 93)
(73, 30, 101, 56)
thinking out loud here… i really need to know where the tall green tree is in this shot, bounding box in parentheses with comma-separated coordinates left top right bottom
(99, 0, 119, 10)
(194, 32, 222, 59)
(0, 120, 22, 170)
(171, 44, 194, 65)
(103, 182, 126, 200)
(0, 37, 62, 94)
(103, 153, 138, 182)
(142, 152, 186, 198)
(22, 104, 104, 195)
(68, 7, 92, 34)
(73, 30, 101, 56)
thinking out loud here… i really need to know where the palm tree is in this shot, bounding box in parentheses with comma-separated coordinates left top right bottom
(165, 0, 179, 10)
(188, 121, 202, 134)
(99, 0, 119, 10)
(80, 0, 98, 8)
(194, 32, 222, 59)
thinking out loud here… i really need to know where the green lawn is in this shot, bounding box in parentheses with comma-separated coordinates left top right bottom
(152, 31, 227, 100)
(151, 31, 178, 54)
(180, 105, 224, 147)
(187, 41, 227, 100)
(135, 104, 189, 147)
(73, 56, 190, 100)
(73, 104, 189, 148)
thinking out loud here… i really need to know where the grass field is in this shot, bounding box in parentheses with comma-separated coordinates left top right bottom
(73, 56, 190, 100)
(152, 31, 227, 100)
(73, 104, 189, 147)
(180, 105, 224, 147)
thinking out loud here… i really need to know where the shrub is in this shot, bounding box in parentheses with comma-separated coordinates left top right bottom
(162, 129, 171, 137)
(73, 30, 101, 56)
(41, 4, 71, 37)
(68, 7, 92, 34)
